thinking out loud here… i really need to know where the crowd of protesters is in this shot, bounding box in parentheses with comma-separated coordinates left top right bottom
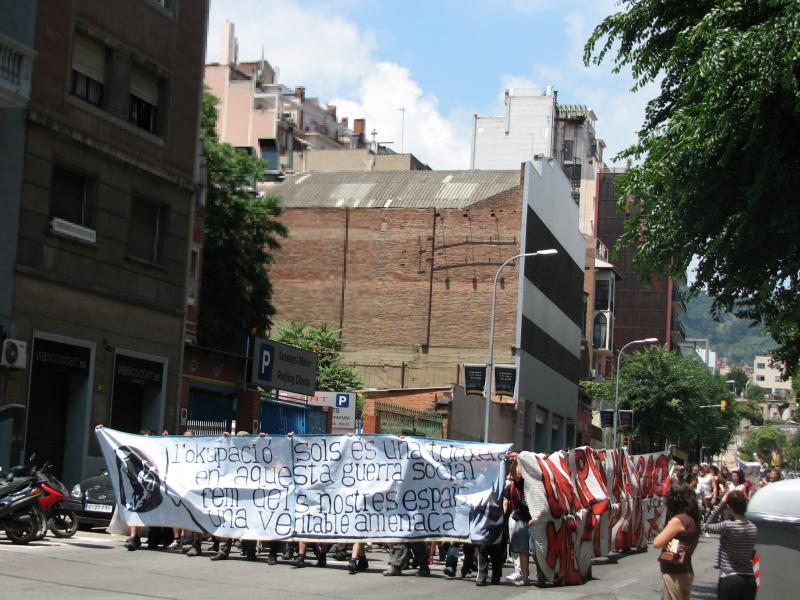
(660, 461, 777, 600)
(104, 425, 770, 596)
(101, 426, 539, 586)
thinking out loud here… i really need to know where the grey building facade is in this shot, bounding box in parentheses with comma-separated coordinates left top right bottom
(515, 159, 584, 452)
(0, 0, 209, 485)
(0, 0, 38, 472)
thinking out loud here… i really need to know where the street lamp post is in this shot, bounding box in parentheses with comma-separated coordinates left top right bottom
(483, 249, 558, 442)
(612, 337, 659, 449)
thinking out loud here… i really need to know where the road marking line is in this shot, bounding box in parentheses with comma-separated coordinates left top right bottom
(611, 577, 639, 589)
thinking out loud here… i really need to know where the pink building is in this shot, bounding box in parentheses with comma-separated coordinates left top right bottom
(204, 21, 367, 177)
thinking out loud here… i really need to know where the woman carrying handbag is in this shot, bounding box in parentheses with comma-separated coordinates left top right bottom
(654, 482, 701, 600)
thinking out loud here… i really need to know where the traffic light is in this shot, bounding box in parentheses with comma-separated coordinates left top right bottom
(622, 436, 632, 448)
(720, 399, 727, 413)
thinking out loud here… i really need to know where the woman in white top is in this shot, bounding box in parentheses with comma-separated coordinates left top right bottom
(726, 469, 747, 493)
(696, 464, 717, 517)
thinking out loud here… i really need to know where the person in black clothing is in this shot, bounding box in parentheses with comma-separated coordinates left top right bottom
(443, 543, 476, 578)
(383, 543, 430, 577)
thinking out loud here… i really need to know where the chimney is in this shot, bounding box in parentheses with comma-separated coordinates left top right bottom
(340, 117, 349, 129)
(294, 86, 305, 102)
(353, 118, 366, 136)
(220, 20, 236, 66)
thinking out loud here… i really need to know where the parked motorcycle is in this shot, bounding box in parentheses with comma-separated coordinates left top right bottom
(2, 457, 80, 540)
(0, 465, 44, 544)
(36, 463, 81, 538)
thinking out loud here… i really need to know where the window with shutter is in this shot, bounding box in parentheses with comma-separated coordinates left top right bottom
(71, 33, 106, 106)
(129, 67, 160, 133)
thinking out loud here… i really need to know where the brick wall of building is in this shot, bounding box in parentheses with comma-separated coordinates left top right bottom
(270, 185, 524, 389)
(362, 387, 451, 437)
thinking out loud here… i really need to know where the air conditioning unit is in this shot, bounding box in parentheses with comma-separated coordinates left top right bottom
(1, 339, 27, 369)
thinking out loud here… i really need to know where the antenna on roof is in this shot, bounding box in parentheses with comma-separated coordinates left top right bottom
(398, 107, 405, 153)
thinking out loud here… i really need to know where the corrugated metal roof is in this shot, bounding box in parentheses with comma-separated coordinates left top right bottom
(260, 170, 521, 209)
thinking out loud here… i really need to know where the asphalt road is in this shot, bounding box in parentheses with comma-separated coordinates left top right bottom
(0, 531, 721, 599)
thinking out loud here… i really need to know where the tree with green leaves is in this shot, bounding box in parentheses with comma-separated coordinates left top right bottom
(585, 0, 800, 376)
(579, 379, 613, 407)
(273, 321, 363, 394)
(739, 425, 787, 464)
(785, 430, 800, 471)
(745, 383, 768, 402)
(616, 346, 737, 458)
(727, 367, 749, 398)
(737, 398, 765, 426)
(197, 91, 288, 351)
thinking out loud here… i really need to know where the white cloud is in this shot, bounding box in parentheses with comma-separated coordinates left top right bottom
(208, 1, 377, 99)
(332, 63, 470, 169)
(207, 0, 470, 169)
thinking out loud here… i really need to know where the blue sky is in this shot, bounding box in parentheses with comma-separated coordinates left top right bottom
(208, 0, 653, 169)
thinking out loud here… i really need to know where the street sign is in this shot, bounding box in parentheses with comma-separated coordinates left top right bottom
(251, 338, 318, 396)
(315, 391, 356, 431)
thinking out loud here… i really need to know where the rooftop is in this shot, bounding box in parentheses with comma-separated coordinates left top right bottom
(262, 170, 521, 209)
(557, 104, 597, 121)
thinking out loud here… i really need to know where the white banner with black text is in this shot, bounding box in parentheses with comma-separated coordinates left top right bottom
(96, 428, 510, 542)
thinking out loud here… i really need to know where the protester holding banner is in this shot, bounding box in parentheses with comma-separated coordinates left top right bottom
(654, 482, 701, 600)
(94, 426, 680, 588)
(347, 543, 369, 574)
(383, 543, 430, 577)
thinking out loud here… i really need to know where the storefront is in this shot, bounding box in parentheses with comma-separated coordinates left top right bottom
(109, 350, 167, 435)
(24, 332, 95, 486)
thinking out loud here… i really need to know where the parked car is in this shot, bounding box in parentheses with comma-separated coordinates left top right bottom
(71, 470, 115, 530)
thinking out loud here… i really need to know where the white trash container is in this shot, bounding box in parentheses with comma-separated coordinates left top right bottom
(746, 479, 800, 600)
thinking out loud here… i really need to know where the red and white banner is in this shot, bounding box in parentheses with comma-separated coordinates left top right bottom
(518, 447, 671, 585)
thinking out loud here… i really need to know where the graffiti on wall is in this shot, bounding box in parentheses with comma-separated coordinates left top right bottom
(518, 447, 671, 586)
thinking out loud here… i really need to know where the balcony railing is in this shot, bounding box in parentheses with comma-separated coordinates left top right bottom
(0, 33, 35, 108)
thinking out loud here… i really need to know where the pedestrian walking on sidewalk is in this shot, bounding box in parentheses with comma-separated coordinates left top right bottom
(654, 481, 700, 600)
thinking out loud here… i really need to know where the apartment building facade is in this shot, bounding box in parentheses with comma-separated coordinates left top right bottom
(596, 171, 686, 357)
(0, 0, 38, 473)
(0, 0, 208, 485)
(470, 88, 609, 380)
(753, 355, 794, 399)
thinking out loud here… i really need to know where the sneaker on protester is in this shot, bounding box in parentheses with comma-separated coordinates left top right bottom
(513, 577, 532, 587)
(168, 540, 181, 551)
(505, 571, 523, 582)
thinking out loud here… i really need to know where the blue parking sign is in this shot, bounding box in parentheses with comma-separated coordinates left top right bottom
(257, 342, 275, 381)
(335, 393, 350, 408)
